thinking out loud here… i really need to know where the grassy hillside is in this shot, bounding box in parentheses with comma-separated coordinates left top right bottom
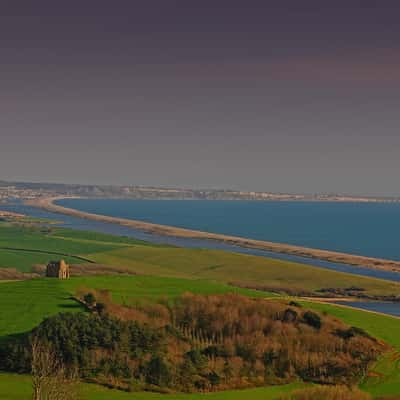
(0, 275, 267, 340)
(0, 224, 129, 271)
(1, 275, 399, 398)
(302, 302, 400, 350)
(3, 298, 400, 398)
(0, 224, 125, 256)
(1, 221, 400, 398)
(302, 301, 400, 397)
(1, 222, 399, 297)
(89, 245, 400, 296)
(0, 249, 83, 272)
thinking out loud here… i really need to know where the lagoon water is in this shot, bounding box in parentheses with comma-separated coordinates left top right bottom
(58, 199, 400, 261)
(5, 199, 400, 317)
(4, 200, 400, 283)
(335, 301, 400, 318)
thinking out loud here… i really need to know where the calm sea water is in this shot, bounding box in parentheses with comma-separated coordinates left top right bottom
(58, 199, 400, 261)
(4, 199, 400, 317)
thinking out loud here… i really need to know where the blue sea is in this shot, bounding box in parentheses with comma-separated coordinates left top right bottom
(58, 199, 400, 261)
(5, 198, 400, 317)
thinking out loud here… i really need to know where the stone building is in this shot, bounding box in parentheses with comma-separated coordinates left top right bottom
(46, 259, 70, 279)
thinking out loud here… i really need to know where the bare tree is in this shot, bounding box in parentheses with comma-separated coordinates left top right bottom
(31, 336, 79, 400)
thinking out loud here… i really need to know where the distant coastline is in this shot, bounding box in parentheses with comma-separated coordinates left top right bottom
(3, 179, 400, 203)
(27, 196, 400, 274)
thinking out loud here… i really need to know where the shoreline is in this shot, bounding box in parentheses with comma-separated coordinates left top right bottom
(299, 298, 400, 320)
(27, 196, 400, 274)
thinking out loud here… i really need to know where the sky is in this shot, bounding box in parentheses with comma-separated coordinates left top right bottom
(1, 1, 400, 195)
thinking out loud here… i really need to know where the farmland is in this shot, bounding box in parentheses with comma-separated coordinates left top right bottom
(0, 374, 305, 400)
(0, 275, 267, 340)
(1, 222, 400, 297)
(1, 220, 400, 398)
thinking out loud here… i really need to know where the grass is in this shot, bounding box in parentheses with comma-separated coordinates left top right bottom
(1, 275, 399, 398)
(0, 224, 121, 254)
(0, 373, 305, 400)
(2, 221, 400, 297)
(301, 301, 400, 398)
(302, 301, 400, 349)
(0, 279, 81, 339)
(360, 352, 400, 397)
(52, 227, 153, 246)
(2, 221, 400, 398)
(0, 374, 32, 400)
(80, 383, 304, 400)
(89, 245, 400, 297)
(0, 275, 267, 340)
(0, 224, 130, 271)
(0, 249, 85, 272)
(63, 275, 270, 304)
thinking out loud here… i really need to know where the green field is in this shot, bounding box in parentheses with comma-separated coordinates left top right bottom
(0, 373, 305, 400)
(2, 297, 400, 398)
(0, 275, 268, 340)
(0, 224, 126, 256)
(361, 352, 400, 398)
(1, 220, 400, 398)
(0, 223, 156, 272)
(0, 249, 84, 272)
(88, 245, 400, 296)
(2, 222, 400, 297)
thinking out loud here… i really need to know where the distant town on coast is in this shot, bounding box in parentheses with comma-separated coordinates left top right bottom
(1, 180, 399, 203)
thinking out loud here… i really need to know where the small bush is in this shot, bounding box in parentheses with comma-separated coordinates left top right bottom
(335, 326, 372, 340)
(282, 308, 298, 323)
(95, 302, 106, 315)
(303, 311, 322, 329)
(83, 293, 96, 306)
(145, 355, 172, 387)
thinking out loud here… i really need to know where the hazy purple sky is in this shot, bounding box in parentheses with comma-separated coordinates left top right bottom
(1, 1, 400, 195)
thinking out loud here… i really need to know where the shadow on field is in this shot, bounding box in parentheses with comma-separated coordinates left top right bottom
(57, 303, 82, 310)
